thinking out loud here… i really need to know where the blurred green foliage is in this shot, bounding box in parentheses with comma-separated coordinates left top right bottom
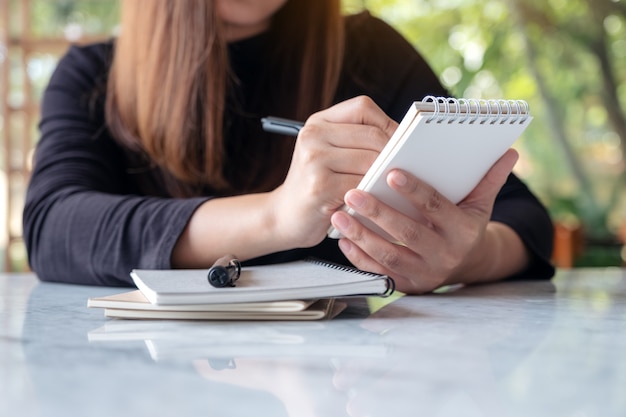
(344, 0, 626, 246)
(28, 0, 120, 38)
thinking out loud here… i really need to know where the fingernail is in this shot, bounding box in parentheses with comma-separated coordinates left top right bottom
(389, 171, 407, 187)
(346, 191, 366, 208)
(332, 213, 350, 231)
(338, 239, 352, 254)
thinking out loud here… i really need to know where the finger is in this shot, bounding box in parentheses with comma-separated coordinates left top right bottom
(335, 189, 445, 268)
(336, 233, 430, 295)
(382, 171, 486, 263)
(298, 121, 390, 154)
(385, 148, 519, 223)
(331, 209, 400, 274)
(309, 95, 398, 139)
(385, 169, 458, 231)
(331, 209, 430, 293)
(289, 129, 381, 188)
(323, 146, 381, 176)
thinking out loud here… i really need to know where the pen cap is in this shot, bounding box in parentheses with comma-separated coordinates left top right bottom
(208, 267, 232, 288)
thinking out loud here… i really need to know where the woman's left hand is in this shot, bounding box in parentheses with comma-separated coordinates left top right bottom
(330, 148, 527, 294)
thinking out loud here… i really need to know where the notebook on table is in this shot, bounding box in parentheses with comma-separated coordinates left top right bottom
(87, 258, 394, 321)
(327, 95, 533, 241)
(130, 258, 394, 305)
(88, 292, 340, 321)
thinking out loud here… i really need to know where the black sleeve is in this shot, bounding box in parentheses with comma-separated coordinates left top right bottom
(22, 44, 209, 286)
(340, 11, 449, 122)
(492, 175, 556, 279)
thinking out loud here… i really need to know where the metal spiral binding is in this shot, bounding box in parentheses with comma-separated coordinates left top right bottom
(304, 257, 396, 297)
(422, 95, 530, 125)
(305, 257, 380, 276)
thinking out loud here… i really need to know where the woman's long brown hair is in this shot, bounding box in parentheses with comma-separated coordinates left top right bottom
(106, 0, 344, 197)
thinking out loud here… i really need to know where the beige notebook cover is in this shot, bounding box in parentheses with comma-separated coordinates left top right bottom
(88, 290, 333, 321)
(100, 298, 337, 321)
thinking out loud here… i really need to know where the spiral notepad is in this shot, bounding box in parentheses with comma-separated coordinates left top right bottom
(130, 257, 394, 305)
(327, 95, 533, 240)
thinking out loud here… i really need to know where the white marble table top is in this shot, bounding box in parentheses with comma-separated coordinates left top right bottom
(1, 268, 625, 417)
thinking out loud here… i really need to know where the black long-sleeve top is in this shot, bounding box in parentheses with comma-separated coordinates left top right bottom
(23, 12, 555, 286)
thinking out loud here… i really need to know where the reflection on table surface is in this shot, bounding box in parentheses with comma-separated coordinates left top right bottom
(1, 268, 625, 417)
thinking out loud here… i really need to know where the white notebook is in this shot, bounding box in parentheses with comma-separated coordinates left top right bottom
(130, 258, 394, 305)
(327, 96, 533, 240)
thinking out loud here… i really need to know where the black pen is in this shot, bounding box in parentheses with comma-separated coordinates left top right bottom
(207, 254, 241, 288)
(261, 116, 304, 137)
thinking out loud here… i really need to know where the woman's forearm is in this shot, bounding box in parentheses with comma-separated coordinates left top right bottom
(171, 193, 288, 268)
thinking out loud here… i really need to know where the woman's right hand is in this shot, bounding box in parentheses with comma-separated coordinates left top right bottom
(268, 96, 397, 248)
(173, 96, 396, 268)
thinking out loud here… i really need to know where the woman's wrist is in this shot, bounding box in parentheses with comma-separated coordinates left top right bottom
(448, 221, 530, 286)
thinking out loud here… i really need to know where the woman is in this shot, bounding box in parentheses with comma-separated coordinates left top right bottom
(23, 0, 555, 293)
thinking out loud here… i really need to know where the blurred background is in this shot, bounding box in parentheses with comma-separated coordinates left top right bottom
(1, 0, 625, 272)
